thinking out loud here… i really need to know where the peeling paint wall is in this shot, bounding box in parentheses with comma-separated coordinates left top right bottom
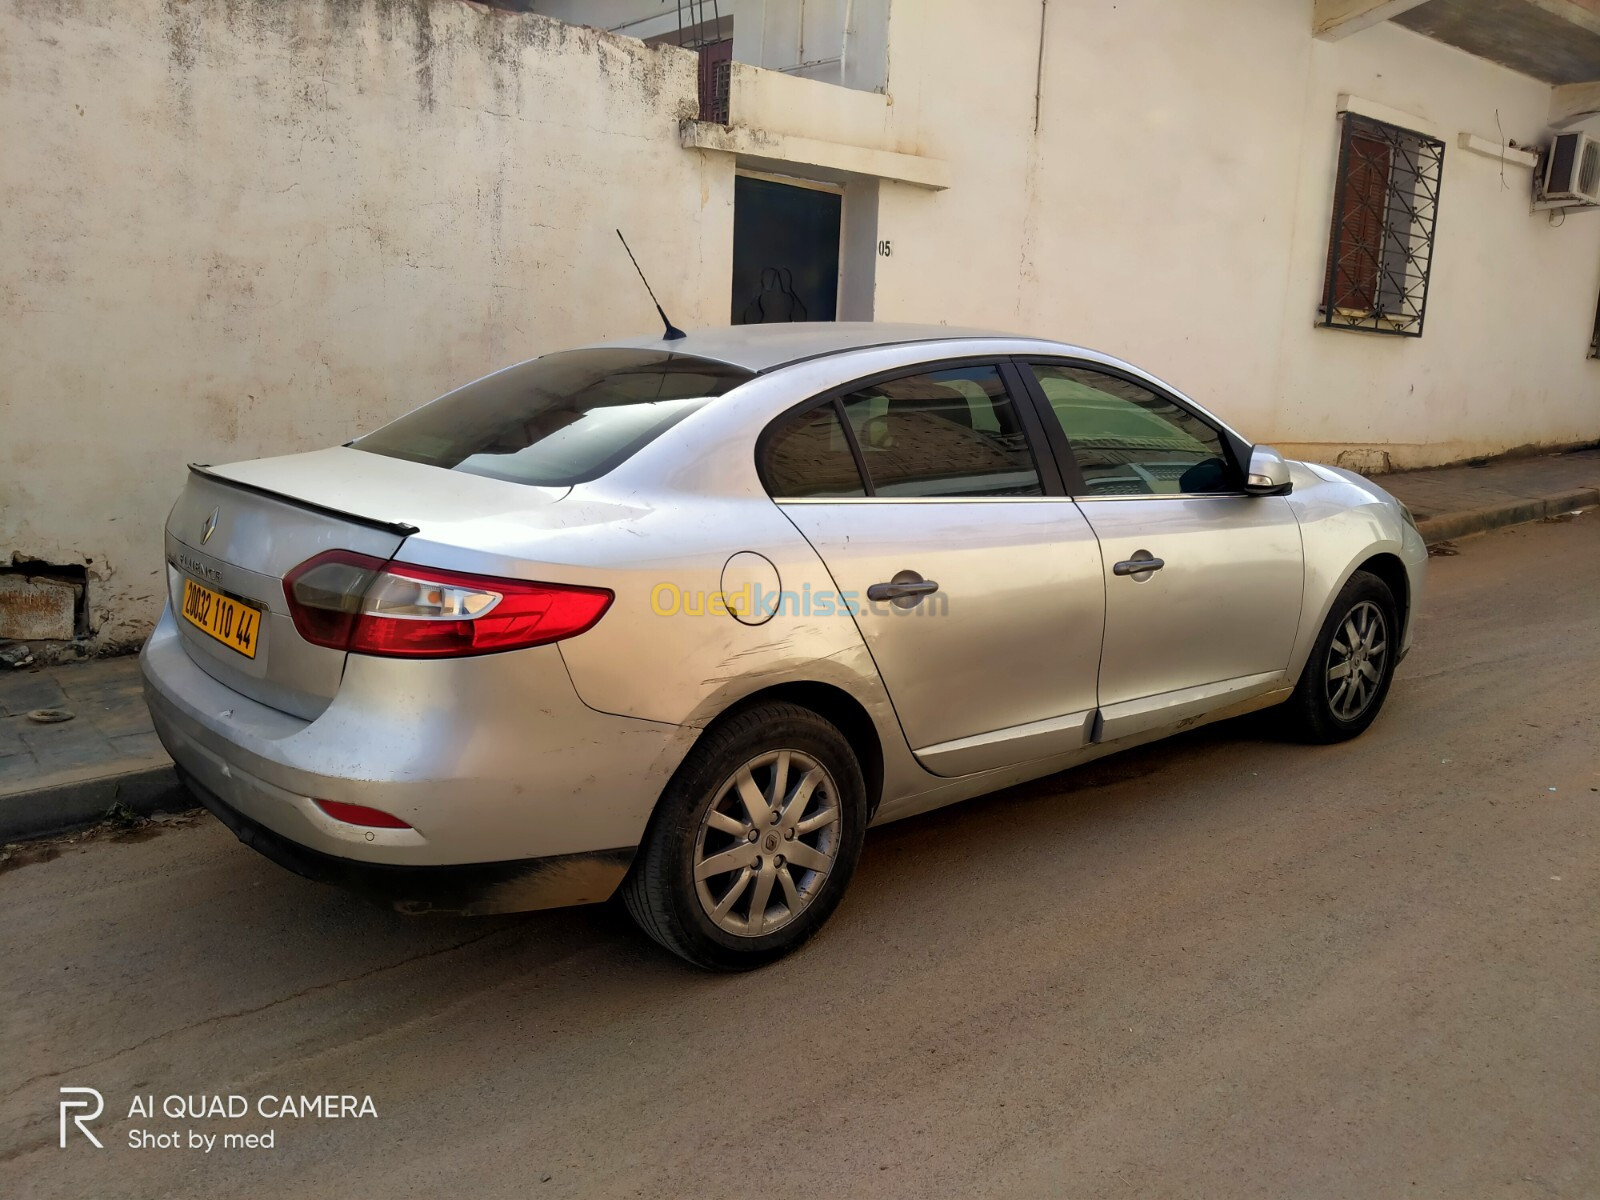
(0, 0, 731, 650)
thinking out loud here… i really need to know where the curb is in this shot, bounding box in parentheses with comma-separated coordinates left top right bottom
(1415, 487, 1600, 547)
(0, 765, 194, 843)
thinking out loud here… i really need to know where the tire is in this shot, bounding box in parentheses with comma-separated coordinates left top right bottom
(621, 702, 868, 971)
(1281, 569, 1400, 744)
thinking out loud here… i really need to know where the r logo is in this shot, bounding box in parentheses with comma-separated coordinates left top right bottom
(59, 1087, 104, 1148)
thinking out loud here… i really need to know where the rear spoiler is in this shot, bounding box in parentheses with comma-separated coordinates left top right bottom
(187, 464, 422, 538)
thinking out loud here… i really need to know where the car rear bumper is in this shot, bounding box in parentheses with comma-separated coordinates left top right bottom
(177, 763, 633, 914)
(141, 603, 694, 878)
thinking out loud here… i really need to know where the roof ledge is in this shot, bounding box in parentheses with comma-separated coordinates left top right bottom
(1552, 80, 1600, 128)
(681, 63, 949, 190)
(1527, 0, 1600, 39)
(681, 120, 950, 190)
(1314, 0, 1429, 41)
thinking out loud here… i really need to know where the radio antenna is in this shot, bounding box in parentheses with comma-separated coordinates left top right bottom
(616, 230, 686, 341)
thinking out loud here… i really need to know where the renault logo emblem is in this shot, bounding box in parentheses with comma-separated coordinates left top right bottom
(201, 507, 219, 545)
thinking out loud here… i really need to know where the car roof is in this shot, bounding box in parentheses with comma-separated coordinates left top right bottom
(588, 322, 1257, 455)
(589, 322, 1049, 373)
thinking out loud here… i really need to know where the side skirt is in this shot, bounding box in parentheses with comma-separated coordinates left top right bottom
(874, 685, 1294, 826)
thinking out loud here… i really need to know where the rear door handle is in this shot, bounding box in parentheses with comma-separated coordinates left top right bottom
(1112, 555, 1165, 577)
(867, 571, 940, 608)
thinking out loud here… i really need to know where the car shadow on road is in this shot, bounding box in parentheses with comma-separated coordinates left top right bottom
(223, 709, 1289, 976)
(2, 700, 1382, 1122)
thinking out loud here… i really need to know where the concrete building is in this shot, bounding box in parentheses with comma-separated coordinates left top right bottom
(2, 0, 1597, 652)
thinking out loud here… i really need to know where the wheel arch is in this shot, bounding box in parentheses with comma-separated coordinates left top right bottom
(1288, 539, 1414, 686)
(1353, 551, 1410, 630)
(691, 681, 886, 820)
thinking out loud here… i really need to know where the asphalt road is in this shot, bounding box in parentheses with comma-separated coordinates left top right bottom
(3, 517, 1597, 1199)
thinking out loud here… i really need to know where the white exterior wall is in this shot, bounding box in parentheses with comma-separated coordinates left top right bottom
(870, 0, 1600, 470)
(0, 0, 730, 648)
(2, 0, 1597, 647)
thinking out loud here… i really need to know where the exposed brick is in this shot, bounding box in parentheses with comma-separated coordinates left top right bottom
(0, 575, 78, 642)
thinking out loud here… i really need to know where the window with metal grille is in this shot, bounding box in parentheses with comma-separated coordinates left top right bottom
(698, 39, 733, 125)
(1321, 113, 1445, 337)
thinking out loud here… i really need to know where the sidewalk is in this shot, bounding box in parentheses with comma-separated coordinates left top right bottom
(1378, 446, 1600, 545)
(0, 655, 183, 840)
(3, 445, 1598, 843)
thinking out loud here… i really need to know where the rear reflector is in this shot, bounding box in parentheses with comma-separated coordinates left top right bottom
(283, 551, 613, 658)
(314, 799, 413, 829)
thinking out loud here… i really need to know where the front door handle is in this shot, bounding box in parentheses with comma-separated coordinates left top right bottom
(867, 570, 940, 609)
(1112, 555, 1165, 578)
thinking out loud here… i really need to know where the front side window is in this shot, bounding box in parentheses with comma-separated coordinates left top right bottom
(1320, 113, 1445, 337)
(352, 349, 753, 486)
(1030, 364, 1233, 497)
(836, 365, 1044, 498)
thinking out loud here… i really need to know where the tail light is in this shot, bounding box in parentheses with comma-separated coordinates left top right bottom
(314, 799, 413, 829)
(283, 551, 612, 658)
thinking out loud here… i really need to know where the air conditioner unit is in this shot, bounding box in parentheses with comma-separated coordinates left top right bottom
(1541, 132, 1600, 205)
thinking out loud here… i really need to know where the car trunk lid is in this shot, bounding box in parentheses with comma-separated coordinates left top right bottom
(163, 448, 567, 719)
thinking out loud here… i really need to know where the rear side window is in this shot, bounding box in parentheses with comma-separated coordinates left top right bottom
(838, 365, 1043, 498)
(763, 404, 866, 498)
(352, 350, 753, 486)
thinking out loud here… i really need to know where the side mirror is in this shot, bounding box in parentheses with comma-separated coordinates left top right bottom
(1244, 445, 1293, 496)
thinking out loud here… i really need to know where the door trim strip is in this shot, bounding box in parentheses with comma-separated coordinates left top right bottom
(913, 708, 1095, 778)
(1097, 671, 1287, 744)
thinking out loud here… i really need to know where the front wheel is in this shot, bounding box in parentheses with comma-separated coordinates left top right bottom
(1281, 570, 1400, 743)
(621, 703, 867, 970)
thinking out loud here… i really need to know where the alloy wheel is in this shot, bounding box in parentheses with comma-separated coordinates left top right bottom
(693, 749, 842, 937)
(1325, 599, 1389, 721)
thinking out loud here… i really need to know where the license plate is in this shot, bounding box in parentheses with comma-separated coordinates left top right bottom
(180, 577, 262, 659)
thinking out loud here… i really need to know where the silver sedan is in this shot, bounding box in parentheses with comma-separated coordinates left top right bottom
(142, 324, 1427, 969)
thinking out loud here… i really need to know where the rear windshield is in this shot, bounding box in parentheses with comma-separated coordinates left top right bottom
(352, 349, 754, 486)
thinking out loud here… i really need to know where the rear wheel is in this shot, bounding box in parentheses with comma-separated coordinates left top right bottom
(1282, 570, 1399, 743)
(622, 703, 867, 970)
